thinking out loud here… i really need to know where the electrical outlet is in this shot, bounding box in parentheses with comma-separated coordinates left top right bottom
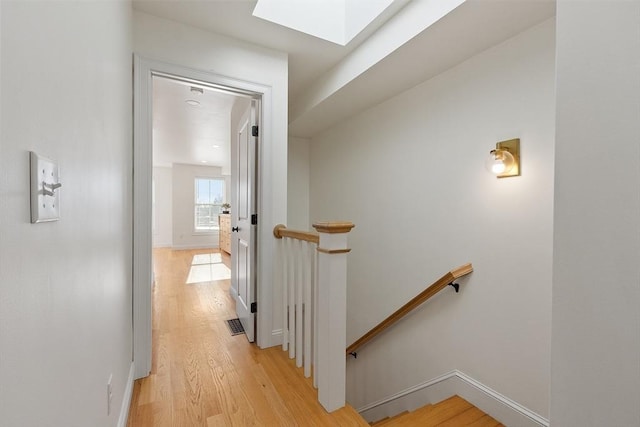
(107, 374, 113, 416)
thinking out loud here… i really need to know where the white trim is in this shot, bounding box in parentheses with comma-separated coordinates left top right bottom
(357, 370, 457, 413)
(456, 370, 549, 426)
(133, 54, 153, 379)
(271, 328, 283, 343)
(357, 370, 549, 427)
(133, 55, 276, 382)
(117, 362, 135, 427)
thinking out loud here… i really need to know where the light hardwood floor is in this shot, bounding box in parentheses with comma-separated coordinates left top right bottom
(127, 248, 367, 426)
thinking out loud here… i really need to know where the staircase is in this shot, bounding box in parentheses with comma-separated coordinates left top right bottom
(369, 396, 504, 426)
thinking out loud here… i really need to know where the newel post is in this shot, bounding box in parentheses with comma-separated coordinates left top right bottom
(313, 221, 355, 413)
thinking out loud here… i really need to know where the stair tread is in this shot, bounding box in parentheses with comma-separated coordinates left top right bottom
(435, 407, 487, 426)
(465, 414, 504, 427)
(395, 396, 472, 426)
(371, 410, 410, 425)
(371, 395, 506, 426)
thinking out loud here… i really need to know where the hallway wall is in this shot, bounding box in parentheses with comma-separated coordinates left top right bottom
(552, 1, 640, 425)
(153, 166, 173, 247)
(310, 19, 555, 419)
(0, 1, 133, 426)
(288, 137, 311, 229)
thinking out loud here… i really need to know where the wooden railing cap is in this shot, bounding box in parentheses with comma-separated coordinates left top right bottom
(273, 224, 320, 244)
(312, 221, 355, 234)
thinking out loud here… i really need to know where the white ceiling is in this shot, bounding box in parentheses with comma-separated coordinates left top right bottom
(152, 76, 239, 170)
(133, 0, 410, 101)
(289, 0, 556, 137)
(140, 0, 410, 168)
(140, 0, 556, 166)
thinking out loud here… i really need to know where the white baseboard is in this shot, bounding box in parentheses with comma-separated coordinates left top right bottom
(271, 328, 283, 344)
(257, 329, 283, 349)
(256, 329, 283, 349)
(357, 370, 549, 427)
(117, 362, 135, 427)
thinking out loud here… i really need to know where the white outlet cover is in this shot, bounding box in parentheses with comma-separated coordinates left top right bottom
(30, 151, 61, 223)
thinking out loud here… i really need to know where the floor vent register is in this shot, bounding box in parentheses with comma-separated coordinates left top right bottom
(226, 318, 245, 336)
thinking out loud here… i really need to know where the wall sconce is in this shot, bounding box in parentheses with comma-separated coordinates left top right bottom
(485, 138, 520, 178)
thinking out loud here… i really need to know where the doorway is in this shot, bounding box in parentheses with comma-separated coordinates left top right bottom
(133, 57, 270, 380)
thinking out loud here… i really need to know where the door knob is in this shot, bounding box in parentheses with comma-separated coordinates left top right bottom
(232, 226, 239, 232)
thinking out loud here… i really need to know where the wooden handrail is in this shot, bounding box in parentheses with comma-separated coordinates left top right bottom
(346, 263, 473, 356)
(273, 224, 319, 244)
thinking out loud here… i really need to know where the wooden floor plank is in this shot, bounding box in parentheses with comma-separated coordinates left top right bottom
(127, 248, 367, 426)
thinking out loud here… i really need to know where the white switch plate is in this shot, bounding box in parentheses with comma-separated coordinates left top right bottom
(30, 151, 61, 223)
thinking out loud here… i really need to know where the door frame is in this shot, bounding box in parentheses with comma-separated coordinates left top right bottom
(132, 55, 274, 379)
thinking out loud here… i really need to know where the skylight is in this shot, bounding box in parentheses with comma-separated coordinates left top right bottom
(253, 0, 396, 46)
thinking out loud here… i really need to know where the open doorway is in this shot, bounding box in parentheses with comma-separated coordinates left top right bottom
(151, 76, 236, 252)
(133, 57, 266, 380)
(150, 74, 240, 322)
(151, 74, 258, 335)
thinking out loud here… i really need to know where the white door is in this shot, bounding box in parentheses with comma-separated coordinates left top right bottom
(233, 100, 258, 342)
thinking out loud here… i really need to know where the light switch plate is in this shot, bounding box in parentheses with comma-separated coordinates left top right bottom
(30, 151, 61, 223)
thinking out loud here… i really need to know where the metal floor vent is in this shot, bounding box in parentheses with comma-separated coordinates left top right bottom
(226, 318, 245, 336)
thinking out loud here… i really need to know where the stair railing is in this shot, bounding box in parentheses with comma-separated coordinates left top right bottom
(274, 221, 355, 413)
(346, 263, 473, 358)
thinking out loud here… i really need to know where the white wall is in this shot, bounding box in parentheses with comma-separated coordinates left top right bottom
(310, 19, 555, 419)
(288, 137, 311, 229)
(134, 11, 288, 347)
(171, 163, 226, 249)
(551, 2, 640, 425)
(0, 1, 133, 426)
(153, 166, 173, 247)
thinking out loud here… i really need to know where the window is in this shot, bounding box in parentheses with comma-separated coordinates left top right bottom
(194, 178, 225, 232)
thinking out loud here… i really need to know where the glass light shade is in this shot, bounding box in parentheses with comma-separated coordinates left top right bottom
(485, 149, 515, 175)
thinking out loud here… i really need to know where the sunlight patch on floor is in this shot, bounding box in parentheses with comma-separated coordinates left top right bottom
(187, 252, 230, 284)
(192, 252, 223, 265)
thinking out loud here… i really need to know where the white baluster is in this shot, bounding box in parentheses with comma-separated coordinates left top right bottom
(295, 239, 303, 368)
(287, 237, 296, 359)
(282, 236, 288, 352)
(313, 242, 319, 389)
(303, 241, 312, 378)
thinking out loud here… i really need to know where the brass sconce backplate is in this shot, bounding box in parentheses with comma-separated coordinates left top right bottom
(496, 138, 520, 178)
